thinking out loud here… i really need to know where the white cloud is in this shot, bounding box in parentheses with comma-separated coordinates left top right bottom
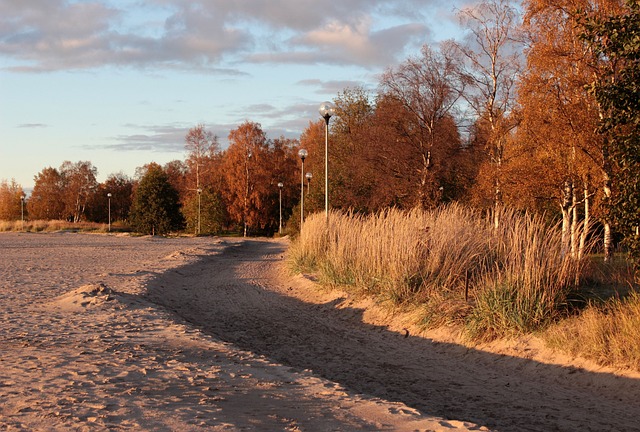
(0, 0, 251, 72)
(297, 79, 370, 95)
(0, 0, 443, 72)
(106, 123, 190, 152)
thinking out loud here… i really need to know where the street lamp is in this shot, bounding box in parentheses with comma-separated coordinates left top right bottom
(298, 148, 308, 229)
(197, 188, 202, 235)
(244, 151, 252, 237)
(277, 182, 284, 234)
(107, 193, 112, 232)
(319, 101, 335, 221)
(305, 172, 312, 195)
(20, 194, 25, 230)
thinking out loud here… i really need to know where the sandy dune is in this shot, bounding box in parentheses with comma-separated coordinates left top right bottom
(2, 233, 640, 431)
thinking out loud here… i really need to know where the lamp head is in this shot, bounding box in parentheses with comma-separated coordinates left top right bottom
(318, 101, 335, 122)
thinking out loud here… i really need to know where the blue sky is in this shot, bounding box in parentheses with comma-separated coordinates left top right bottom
(1, 0, 471, 189)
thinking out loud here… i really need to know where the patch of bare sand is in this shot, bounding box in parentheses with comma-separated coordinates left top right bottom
(0, 233, 482, 431)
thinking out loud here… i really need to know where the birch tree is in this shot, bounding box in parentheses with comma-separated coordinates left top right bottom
(519, 0, 625, 260)
(454, 0, 523, 227)
(185, 124, 218, 190)
(59, 161, 98, 223)
(222, 121, 270, 236)
(380, 44, 466, 209)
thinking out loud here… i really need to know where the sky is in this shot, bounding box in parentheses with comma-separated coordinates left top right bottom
(1, 0, 472, 189)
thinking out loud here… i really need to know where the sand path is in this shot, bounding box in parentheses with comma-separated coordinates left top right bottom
(146, 237, 640, 432)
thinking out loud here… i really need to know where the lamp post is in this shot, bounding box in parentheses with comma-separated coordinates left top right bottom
(319, 101, 335, 221)
(20, 195, 25, 230)
(277, 182, 284, 234)
(197, 188, 202, 235)
(298, 148, 308, 229)
(107, 193, 112, 232)
(244, 151, 252, 237)
(305, 172, 312, 195)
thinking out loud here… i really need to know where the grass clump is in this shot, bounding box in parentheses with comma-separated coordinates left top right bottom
(545, 291, 640, 370)
(465, 212, 582, 341)
(289, 204, 585, 342)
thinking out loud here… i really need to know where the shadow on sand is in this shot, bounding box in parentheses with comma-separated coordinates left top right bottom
(145, 239, 640, 432)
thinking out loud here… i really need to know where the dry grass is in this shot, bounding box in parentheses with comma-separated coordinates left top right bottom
(0, 219, 121, 233)
(289, 204, 588, 341)
(545, 291, 640, 370)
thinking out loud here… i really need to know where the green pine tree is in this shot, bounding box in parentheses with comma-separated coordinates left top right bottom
(130, 164, 184, 235)
(581, 0, 640, 268)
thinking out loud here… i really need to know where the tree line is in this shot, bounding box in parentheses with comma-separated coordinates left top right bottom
(0, 0, 637, 265)
(0, 121, 300, 236)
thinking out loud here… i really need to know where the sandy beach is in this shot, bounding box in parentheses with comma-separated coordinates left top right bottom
(2, 232, 640, 431)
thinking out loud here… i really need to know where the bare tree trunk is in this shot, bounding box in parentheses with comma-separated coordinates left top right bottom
(579, 180, 590, 260)
(561, 179, 572, 257)
(493, 145, 502, 231)
(419, 151, 428, 208)
(494, 189, 501, 230)
(571, 180, 579, 259)
(603, 170, 612, 262)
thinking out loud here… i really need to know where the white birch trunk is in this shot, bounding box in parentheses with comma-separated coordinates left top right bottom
(561, 179, 572, 257)
(570, 180, 578, 259)
(578, 180, 590, 261)
(603, 170, 612, 262)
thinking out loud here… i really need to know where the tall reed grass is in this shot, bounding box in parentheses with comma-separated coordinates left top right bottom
(289, 204, 588, 341)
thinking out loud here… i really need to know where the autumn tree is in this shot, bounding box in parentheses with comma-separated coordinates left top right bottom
(0, 179, 25, 220)
(519, 0, 596, 258)
(130, 163, 184, 235)
(58, 161, 98, 222)
(86, 173, 134, 223)
(380, 44, 467, 209)
(327, 87, 378, 212)
(454, 0, 523, 227)
(518, 0, 625, 259)
(298, 85, 468, 214)
(268, 136, 299, 231)
(300, 87, 421, 215)
(185, 124, 219, 190)
(360, 95, 420, 209)
(183, 125, 224, 234)
(104, 173, 134, 222)
(163, 160, 189, 199)
(29, 167, 65, 220)
(221, 121, 272, 236)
